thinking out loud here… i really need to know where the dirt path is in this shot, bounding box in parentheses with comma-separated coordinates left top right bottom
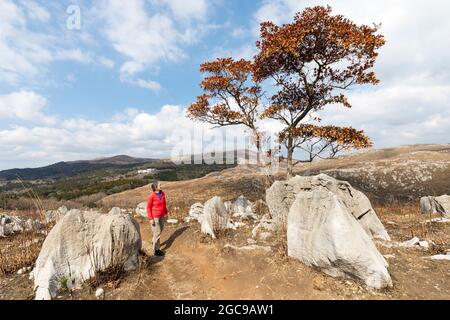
(100, 217, 450, 300)
(106, 221, 331, 300)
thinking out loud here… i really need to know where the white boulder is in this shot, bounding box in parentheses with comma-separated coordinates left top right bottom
(45, 206, 69, 224)
(200, 197, 230, 239)
(188, 203, 204, 221)
(287, 189, 392, 289)
(95, 288, 105, 299)
(266, 174, 390, 241)
(420, 196, 450, 217)
(33, 209, 141, 300)
(232, 196, 256, 220)
(135, 202, 147, 218)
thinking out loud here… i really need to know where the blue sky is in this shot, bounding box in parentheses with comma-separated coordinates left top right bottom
(1, 0, 450, 170)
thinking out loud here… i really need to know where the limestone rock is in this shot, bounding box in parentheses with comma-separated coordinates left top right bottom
(200, 197, 230, 239)
(420, 195, 450, 217)
(136, 202, 147, 218)
(287, 189, 392, 289)
(33, 209, 141, 300)
(232, 195, 256, 220)
(188, 203, 204, 221)
(45, 206, 69, 224)
(95, 288, 105, 299)
(266, 174, 390, 241)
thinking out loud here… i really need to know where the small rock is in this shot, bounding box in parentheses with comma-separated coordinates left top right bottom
(426, 255, 450, 261)
(95, 288, 105, 299)
(419, 241, 429, 249)
(167, 219, 178, 224)
(247, 238, 257, 245)
(17, 268, 25, 275)
(259, 232, 272, 241)
(402, 237, 420, 247)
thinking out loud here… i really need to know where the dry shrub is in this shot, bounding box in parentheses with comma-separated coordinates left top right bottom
(0, 231, 45, 275)
(212, 208, 231, 240)
(375, 201, 450, 248)
(0, 180, 56, 275)
(273, 224, 288, 261)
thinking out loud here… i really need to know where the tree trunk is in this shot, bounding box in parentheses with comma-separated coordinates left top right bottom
(286, 136, 294, 178)
(256, 135, 261, 165)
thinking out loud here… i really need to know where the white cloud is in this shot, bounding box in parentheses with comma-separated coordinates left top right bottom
(54, 49, 93, 64)
(157, 0, 208, 20)
(319, 84, 450, 147)
(95, 0, 185, 78)
(134, 79, 162, 92)
(0, 1, 103, 86)
(0, 91, 56, 125)
(20, 0, 51, 22)
(211, 44, 257, 60)
(98, 56, 115, 69)
(0, 104, 251, 170)
(0, 1, 53, 84)
(231, 27, 247, 38)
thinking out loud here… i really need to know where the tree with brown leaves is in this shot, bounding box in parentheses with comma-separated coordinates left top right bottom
(187, 58, 264, 162)
(254, 5, 385, 176)
(279, 125, 372, 163)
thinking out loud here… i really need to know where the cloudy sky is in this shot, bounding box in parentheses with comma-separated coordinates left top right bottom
(1, 0, 449, 170)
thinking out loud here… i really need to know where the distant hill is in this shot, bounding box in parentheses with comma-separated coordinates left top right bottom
(102, 144, 450, 209)
(0, 155, 158, 181)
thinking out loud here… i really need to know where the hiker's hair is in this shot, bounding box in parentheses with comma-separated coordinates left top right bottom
(151, 181, 159, 192)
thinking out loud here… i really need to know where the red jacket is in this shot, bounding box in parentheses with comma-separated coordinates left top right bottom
(147, 191, 168, 220)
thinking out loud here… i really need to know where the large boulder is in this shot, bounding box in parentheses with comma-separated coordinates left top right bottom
(136, 202, 147, 218)
(266, 174, 390, 241)
(420, 196, 450, 217)
(200, 197, 230, 239)
(33, 209, 141, 300)
(288, 189, 392, 289)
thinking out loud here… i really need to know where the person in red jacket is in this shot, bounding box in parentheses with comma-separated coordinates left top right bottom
(147, 181, 169, 256)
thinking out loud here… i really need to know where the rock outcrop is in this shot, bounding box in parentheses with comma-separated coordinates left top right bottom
(200, 197, 230, 239)
(32, 208, 141, 300)
(420, 196, 450, 217)
(266, 174, 390, 241)
(287, 189, 392, 289)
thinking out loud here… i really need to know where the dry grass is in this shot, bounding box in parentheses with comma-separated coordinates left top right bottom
(375, 202, 450, 247)
(0, 179, 54, 275)
(0, 231, 45, 274)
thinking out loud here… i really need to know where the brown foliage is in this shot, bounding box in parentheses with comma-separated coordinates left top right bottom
(279, 124, 372, 162)
(187, 58, 263, 153)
